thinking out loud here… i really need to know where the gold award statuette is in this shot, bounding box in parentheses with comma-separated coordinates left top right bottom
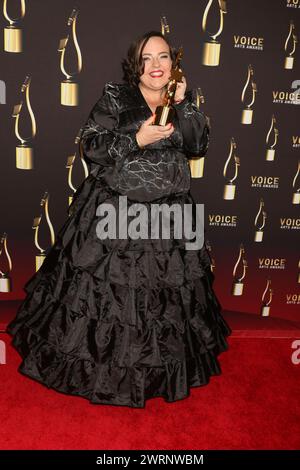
(254, 198, 267, 242)
(265, 115, 279, 162)
(66, 130, 89, 207)
(3, 0, 26, 53)
(0, 233, 13, 292)
(241, 64, 257, 125)
(284, 21, 297, 70)
(260, 279, 273, 317)
(13, 75, 36, 170)
(58, 9, 82, 106)
(32, 192, 55, 271)
(292, 161, 300, 204)
(231, 244, 247, 296)
(202, 0, 227, 66)
(223, 138, 240, 200)
(189, 88, 207, 178)
(152, 46, 184, 126)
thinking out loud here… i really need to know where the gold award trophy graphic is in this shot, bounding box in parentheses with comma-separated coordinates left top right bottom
(58, 8, 82, 106)
(254, 198, 267, 242)
(12, 75, 37, 170)
(265, 115, 279, 162)
(223, 137, 240, 200)
(231, 244, 248, 296)
(284, 20, 297, 70)
(3, 0, 26, 53)
(260, 279, 273, 317)
(152, 46, 184, 126)
(160, 15, 170, 36)
(241, 64, 257, 125)
(202, 0, 227, 66)
(292, 161, 300, 204)
(66, 131, 89, 207)
(32, 192, 55, 271)
(0, 233, 13, 293)
(189, 88, 210, 178)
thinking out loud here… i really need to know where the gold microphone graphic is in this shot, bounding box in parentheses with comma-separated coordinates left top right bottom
(231, 244, 248, 296)
(292, 160, 300, 204)
(202, 0, 227, 66)
(241, 64, 257, 125)
(260, 279, 273, 317)
(265, 115, 279, 161)
(32, 192, 55, 271)
(66, 131, 89, 206)
(284, 20, 297, 70)
(12, 75, 37, 170)
(58, 9, 82, 106)
(0, 233, 13, 293)
(223, 138, 240, 200)
(189, 88, 209, 178)
(3, 0, 25, 53)
(254, 198, 267, 242)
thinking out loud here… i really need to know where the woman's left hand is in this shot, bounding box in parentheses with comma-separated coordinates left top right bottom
(174, 74, 187, 102)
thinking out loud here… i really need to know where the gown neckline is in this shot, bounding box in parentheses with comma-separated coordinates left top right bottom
(135, 83, 165, 115)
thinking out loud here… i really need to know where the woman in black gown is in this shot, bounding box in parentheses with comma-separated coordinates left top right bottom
(7, 31, 231, 408)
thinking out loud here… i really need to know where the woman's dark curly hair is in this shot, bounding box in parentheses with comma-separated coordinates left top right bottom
(121, 31, 178, 88)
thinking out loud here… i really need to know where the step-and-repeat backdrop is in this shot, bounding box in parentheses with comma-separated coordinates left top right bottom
(0, 0, 299, 322)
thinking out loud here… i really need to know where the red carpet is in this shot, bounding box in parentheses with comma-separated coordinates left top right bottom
(1, 333, 299, 450)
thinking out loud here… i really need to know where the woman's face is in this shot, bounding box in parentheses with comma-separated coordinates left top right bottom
(138, 36, 173, 91)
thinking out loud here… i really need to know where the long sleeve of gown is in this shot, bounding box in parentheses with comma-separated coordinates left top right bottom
(173, 89, 210, 158)
(80, 82, 140, 168)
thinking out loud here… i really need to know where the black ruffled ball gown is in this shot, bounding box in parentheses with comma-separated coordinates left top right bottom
(7, 81, 231, 408)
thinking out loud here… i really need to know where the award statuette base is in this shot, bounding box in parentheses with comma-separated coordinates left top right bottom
(223, 183, 236, 200)
(266, 149, 275, 161)
(61, 80, 79, 106)
(231, 281, 244, 296)
(189, 157, 204, 178)
(0, 275, 12, 293)
(16, 145, 33, 170)
(4, 26, 22, 53)
(153, 105, 175, 126)
(241, 108, 253, 124)
(261, 305, 270, 317)
(202, 40, 220, 66)
(284, 56, 294, 70)
(292, 192, 300, 205)
(36, 254, 46, 272)
(254, 230, 264, 242)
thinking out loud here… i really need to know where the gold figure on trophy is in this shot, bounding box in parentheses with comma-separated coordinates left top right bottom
(0, 233, 13, 293)
(12, 76, 37, 170)
(32, 192, 55, 271)
(189, 88, 209, 178)
(284, 20, 297, 70)
(152, 46, 184, 126)
(223, 137, 240, 200)
(231, 244, 248, 296)
(260, 279, 273, 317)
(241, 64, 257, 125)
(160, 16, 170, 36)
(58, 9, 82, 106)
(66, 130, 89, 207)
(202, 0, 227, 66)
(254, 198, 267, 242)
(3, 0, 26, 53)
(265, 115, 279, 161)
(292, 160, 300, 204)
